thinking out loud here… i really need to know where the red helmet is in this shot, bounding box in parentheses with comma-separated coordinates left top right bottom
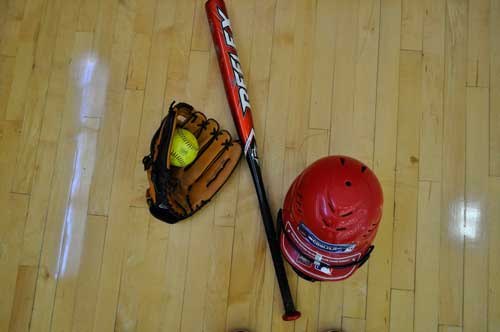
(279, 156, 383, 282)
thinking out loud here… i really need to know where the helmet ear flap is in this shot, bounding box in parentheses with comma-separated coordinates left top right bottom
(355, 245, 374, 268)
(278, 209, 318, 283)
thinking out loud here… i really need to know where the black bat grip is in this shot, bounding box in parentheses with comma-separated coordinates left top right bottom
(245, 150, 301, 321)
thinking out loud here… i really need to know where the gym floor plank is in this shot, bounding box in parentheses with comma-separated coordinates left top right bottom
(0, 0, 498, 331)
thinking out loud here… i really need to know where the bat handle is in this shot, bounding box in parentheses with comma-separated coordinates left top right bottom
(245, 147, 301, 321)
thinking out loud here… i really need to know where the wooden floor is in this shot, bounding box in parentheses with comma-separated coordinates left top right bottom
(1, 0, 499, 331)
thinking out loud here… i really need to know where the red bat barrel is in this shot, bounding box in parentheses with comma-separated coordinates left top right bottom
(205, 0, 255, 155)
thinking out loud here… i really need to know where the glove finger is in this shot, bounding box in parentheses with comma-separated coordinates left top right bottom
(199, 141, 242, 189)
(197, 118, 219, 148)
(173, 102, 195, 122)
(182, 112, 220, 144)
(187, 141, 242, 210)
(181, 111, 205, 130)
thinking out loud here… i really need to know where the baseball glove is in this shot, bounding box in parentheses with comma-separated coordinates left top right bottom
(143, 101, 242, 224)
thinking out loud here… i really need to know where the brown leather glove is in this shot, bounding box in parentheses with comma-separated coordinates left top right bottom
(143, 101, 242, 224)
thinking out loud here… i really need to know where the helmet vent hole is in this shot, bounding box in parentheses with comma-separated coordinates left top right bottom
(340, 158, 345, 165)
(336, 227, 347, 231)
(328, 202, 335, 214)
(361, 166, 367, 173)
(345, 181, 352, 187)
(340, 211, 353, 217)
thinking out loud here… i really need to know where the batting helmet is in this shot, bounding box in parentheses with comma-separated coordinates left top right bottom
(278, 156, 383, 282)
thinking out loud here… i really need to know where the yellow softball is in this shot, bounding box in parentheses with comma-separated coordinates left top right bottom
(170, 128, 199, 167)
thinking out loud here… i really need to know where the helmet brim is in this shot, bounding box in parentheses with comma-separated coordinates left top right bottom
(279, 230, 358, 282)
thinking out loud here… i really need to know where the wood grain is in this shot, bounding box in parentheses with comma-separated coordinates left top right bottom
(439, 0, 467, 325)
(391, 49, 422, 291)
(463, 87, 489, 332)
(0, 1, 497, 331)
(389, 289, 414, 332)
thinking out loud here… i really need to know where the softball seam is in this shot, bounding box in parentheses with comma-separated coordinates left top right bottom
(171, 151, 186, 165)
(178, 129, 198, 151)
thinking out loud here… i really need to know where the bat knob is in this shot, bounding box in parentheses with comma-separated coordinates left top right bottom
(282, 311, 301, 321)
